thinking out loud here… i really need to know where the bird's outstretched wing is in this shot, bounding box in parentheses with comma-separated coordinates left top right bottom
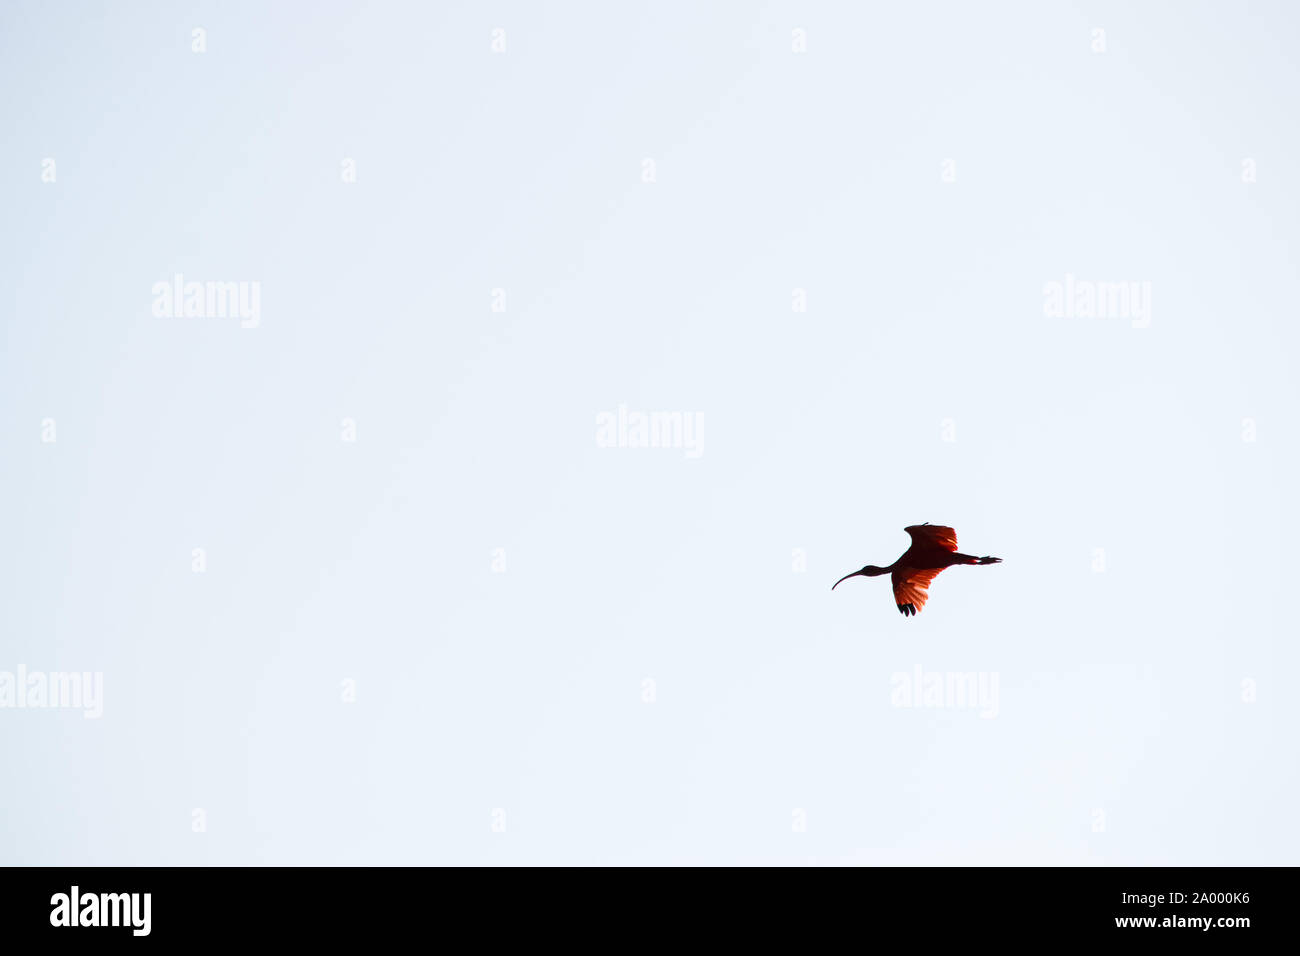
(892, 566, 946, 616)
(904, 523, 958, 552)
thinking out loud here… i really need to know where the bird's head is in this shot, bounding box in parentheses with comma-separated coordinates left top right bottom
(832, 565, 889, 589)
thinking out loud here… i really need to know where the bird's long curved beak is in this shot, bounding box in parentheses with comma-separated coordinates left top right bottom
(832, 570, 865, 590)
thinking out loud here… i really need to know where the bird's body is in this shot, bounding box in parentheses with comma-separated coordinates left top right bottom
(832, 523, 1001, 616)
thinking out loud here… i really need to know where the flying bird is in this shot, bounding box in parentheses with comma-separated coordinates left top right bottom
(832, 523, 1002, 616)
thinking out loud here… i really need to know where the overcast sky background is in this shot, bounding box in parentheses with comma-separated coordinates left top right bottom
(2, 0, 1297, 864)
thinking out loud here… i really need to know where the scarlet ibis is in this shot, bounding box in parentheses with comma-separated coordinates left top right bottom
(832, 523, 1002, 616)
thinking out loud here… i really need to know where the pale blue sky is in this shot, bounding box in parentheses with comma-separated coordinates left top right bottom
(2, 0, 1297, 864)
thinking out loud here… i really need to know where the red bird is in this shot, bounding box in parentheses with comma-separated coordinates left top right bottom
(832, 523, 1002, 616)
